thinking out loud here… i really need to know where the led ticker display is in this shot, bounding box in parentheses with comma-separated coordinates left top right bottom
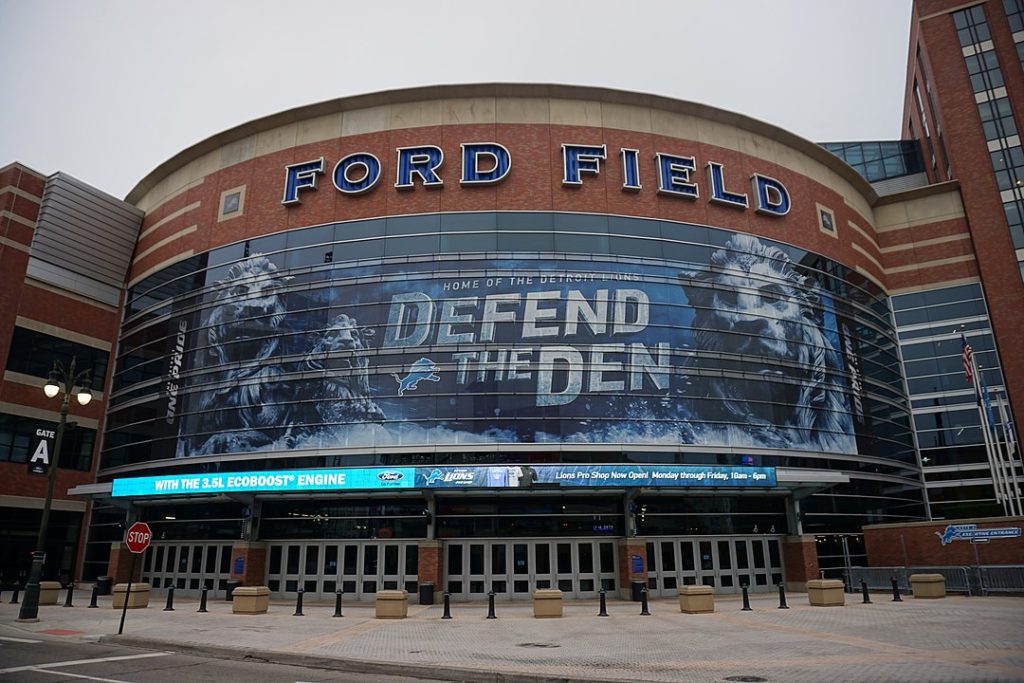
(111, 464, 776, 497)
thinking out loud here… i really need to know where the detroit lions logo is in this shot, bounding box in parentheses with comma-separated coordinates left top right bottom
(392, 357, 441, 396)
(936, 526, 959, 546)
(425, 468, 444, 484)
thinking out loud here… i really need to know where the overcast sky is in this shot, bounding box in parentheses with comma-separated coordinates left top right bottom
(0, 0, 912, 201)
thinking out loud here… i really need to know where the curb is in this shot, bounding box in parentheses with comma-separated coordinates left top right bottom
(100, 635, 646, 683)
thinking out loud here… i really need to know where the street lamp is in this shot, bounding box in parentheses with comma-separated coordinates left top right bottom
(17, 357, 91, 622)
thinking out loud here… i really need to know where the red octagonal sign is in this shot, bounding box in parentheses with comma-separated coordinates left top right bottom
(125, 521, 152, 554)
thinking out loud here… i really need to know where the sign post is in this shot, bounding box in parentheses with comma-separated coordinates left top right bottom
(118, 522, 151, 635)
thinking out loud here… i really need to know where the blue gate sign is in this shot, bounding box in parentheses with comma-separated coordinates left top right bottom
(936, 524, 1022, 546)
(630, 554, 644, 574)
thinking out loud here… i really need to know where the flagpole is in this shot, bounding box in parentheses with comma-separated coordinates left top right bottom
(973, 356, 1010, 515)
(996, 389, 1022, 514)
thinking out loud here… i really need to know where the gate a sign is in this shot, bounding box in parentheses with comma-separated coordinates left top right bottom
(27, 427, 56, 476)
(125, 522, 152, 554)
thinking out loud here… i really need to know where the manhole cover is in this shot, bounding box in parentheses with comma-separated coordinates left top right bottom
(724, 677, 768, 682)
(515, 642, 560, 648)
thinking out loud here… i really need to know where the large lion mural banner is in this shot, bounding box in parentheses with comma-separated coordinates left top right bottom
(169, 233, 865, 458)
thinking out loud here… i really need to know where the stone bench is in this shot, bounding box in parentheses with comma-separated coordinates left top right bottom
(232, 586, 270, 614)
(807, 579, 845, 607)
(532, 589, 563, 618)
(678, 585, 715, 613)
(38, 581, 63, 606)
(375, 589, 408, 619)
(112, 582, 150, 609)
(910, 573, 946, 599)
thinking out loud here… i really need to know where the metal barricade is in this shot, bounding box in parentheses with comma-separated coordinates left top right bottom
(848, 566, 972, 594)
(979, 565, 1024, 595)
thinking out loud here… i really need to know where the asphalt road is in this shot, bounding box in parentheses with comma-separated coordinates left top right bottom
(0, 634, 445, 683)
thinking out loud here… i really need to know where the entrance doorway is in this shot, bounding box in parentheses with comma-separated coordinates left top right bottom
(444, 538, 617, 600)
(142, 542, 234, 596)
(265, 540, 418, 600)
(645, 536, 784, 596)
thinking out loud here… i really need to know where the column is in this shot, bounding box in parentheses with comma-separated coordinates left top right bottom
(417, 540, 443, 601)
(616, 537, 648, 600)
(781, 535, 819, 592)
(107, 542, 142, 583)
(230, 542, 268, 586)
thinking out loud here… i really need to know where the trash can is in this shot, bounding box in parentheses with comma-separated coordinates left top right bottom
(96, 576, 113, 596)
(418, 582, 434, 605)
(226, 580, 242, 602)
(631, 581, 644, 602)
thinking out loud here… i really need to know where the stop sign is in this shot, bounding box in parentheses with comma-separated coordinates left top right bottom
(125, 521, 152, 554)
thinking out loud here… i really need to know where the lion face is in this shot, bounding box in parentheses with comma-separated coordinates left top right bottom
(207, 257, 289, 363)
(306, 313, 377, 403)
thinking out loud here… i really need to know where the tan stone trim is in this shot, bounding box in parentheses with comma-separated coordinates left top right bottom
(24, 278, 119, 313)
(0, 401, 99, 429)
(854, 265, 885, 290)
(4, 370, 107, 402)
(14, 316, 112, 350)
(918, 2, 983, 22)
(217, 185, 246, 223)
(1, 209, 37, 228)
(128, 250, 195, 288)
(133, 225, 197, 263)
(879, 233, 971, 254)
(0, 185, 42, 203)
(0, 161, 46, 179)
(845, 220, 879, 250)
(0, 235, 30, 253)
(887, 276, 981, 296)
(815, 203, 838, 239)
(884, 254, 976, 275)
(0, 494, 87, 512)
(851, 242, 884, 272)
(138, 201, 202, 241)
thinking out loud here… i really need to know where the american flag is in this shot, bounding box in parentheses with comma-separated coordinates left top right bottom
(961, 334, 974, 384)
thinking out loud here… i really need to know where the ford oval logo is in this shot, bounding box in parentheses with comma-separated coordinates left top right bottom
(377, 471, 404, 481)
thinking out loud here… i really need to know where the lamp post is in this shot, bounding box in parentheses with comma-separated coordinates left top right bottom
(17, 357, 91, 622)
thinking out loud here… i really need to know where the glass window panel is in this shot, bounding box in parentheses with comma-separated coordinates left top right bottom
(448, 544, 463, 575)
(533, 544, 549, 574)
(717, 541, 732, 569)
(578, 543, 594, 574)
(491, 544, 507, 575)
(469, 544, 484, 575)
(305, 546, 319, 576)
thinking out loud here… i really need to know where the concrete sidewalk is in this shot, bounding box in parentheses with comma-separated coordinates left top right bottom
(2, 589, 1023, 682)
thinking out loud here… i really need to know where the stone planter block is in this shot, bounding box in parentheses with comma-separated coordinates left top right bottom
(112, 582, 150, 609)
(532, 589, 563, 618)
(38, 581, 63, 606)
(910, 573, 946, 599)
(807, 579, 845, 607)
(232, 586, 270, 614)
(678, 585, 715, 613)
(375, 589, 408, 619)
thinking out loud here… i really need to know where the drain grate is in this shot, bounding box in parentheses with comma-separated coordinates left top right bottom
(515, 642, 561, 648)
(724, 677, 768, 683)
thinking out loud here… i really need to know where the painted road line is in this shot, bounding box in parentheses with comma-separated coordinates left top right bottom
(23, 667, 133, 683)
(0, 635, 42, 643)
(0, 651, 170, 674)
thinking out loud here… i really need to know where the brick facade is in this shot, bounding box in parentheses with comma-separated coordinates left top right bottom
(864, 516, 1024, 567)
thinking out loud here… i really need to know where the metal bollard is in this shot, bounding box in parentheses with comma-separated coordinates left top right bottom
(88, 583, 99, 608)
(163, 586, 175, 611)
(10, 584, 20, 604)
(197, 586, 208, 613)
(861, 580, 872, 604)
(598, 588, 609, 617)
(63, 584, 74, 608)
(777, 582, 789, 609)
(293, 588, 305, 616)
(891, 576, 902, 602)
(442, 591, 452, 619)
(333, 589, 344, 618)
(740, 583, 752, 611)
(486, 590, 496, 619)
(640, 586, 651, 616)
